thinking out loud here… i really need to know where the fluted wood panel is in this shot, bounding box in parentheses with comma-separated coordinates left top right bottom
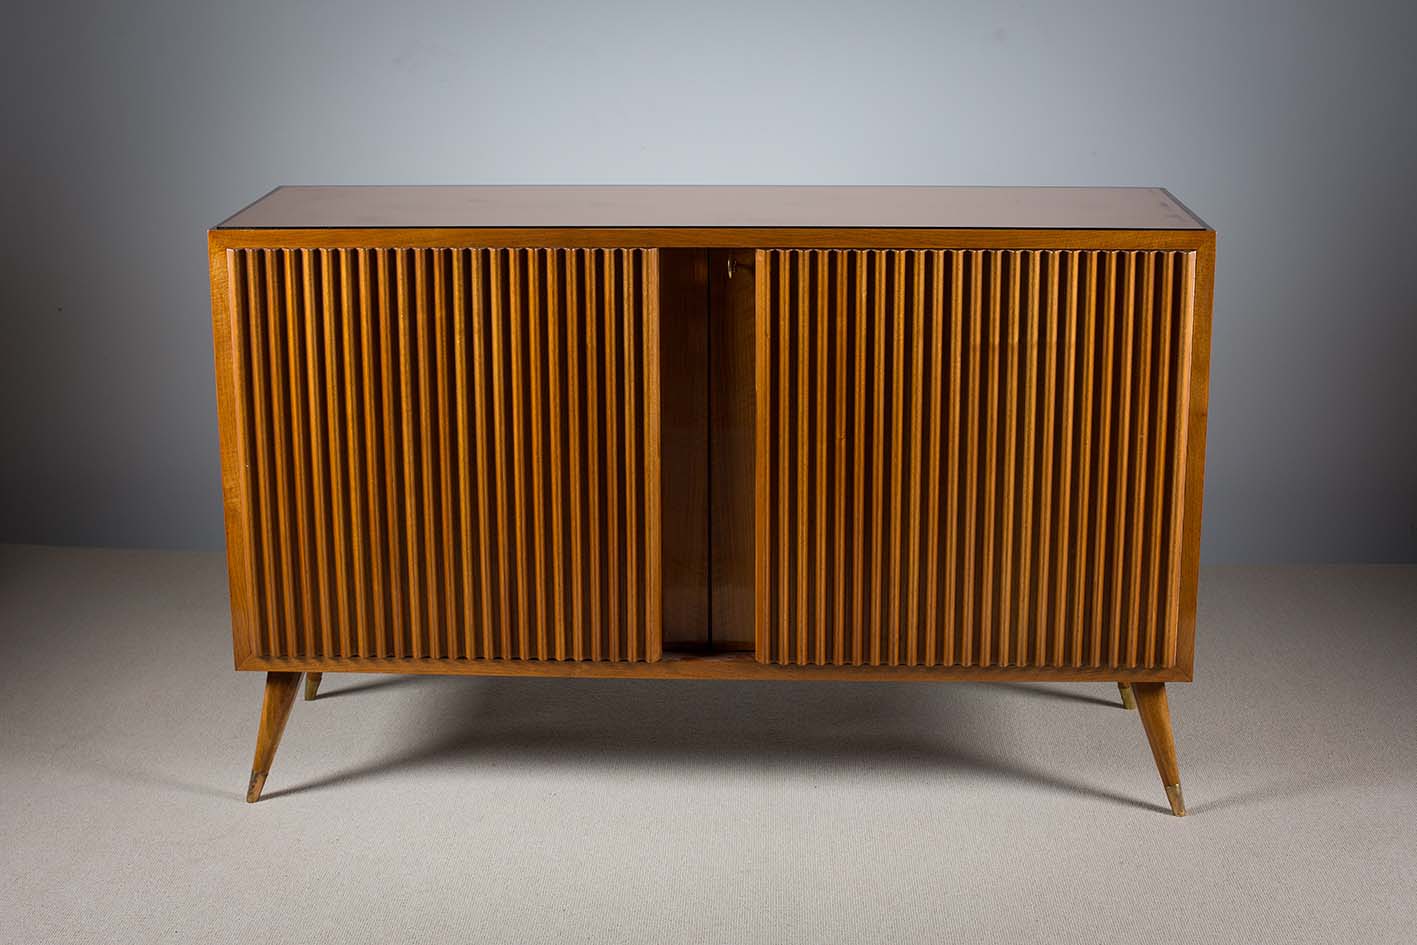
(225, 247, 661, 662)
(754, 249, 1195, 669)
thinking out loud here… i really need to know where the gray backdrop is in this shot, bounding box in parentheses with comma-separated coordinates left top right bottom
(3, 0, 1414, 562)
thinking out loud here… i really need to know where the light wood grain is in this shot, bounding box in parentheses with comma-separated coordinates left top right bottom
(815, 251, 830, 666)
(396, 250, 422, 658)
(1034, 252, 1059, 667)
(752, 250, 771, 661)
(451, 250, 475, 658)
(1015, 252, 1040, 667)
(905, 252, 926, 667)
(528, 249, 547, 660)
(1133, 682, 1186, 815)
(376, 250, 404, 659)
(997, 253, 1020, 667)
(888, 252, 907, 667)
(245, 671, 301, 803)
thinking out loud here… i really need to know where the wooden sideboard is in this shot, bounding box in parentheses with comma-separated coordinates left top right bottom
(210, 186, 1214, 814)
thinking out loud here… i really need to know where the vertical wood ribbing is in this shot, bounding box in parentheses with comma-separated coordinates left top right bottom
(567, 250, 586, 661)
(796, 251, 810, 666)
(469, 249, 491, 659)
(377, 251, 405, 659)
(1093, 252, 1118, 668)
(451, 251, 475, 659)
(814, 250, 829, 666)
(832, 251, 848, 665)
(754, 250, 771, 662)
(529, 249, 548, 660)
(280, 252, 314, 656)
(414, 250, 438, 659)
(230, 241, 1201, 677)
(1033, 253, 1059, 667)
(1073, 253, 1099, 667)
(1109, 253, 1138, 667)
(603, 250, 621, 662)
(622, 249, 639, 662)
(489, 251, 512, 659)
(1052, 252, 1079, 667)
(418, 252, 441, 659)
(643, 249, 663, 662)
(1016, 252, 1040, 667)
(262, 251, 297, 658)
(1145, 253, 1175, 668)
(922, 252, 946, 667)
(943, 251, 964, 667)
(509, 250, 530, 658)
(851, 252, 868, 666)
(226, 238, 1235, 681)
(339, 250, 369, 658)
(305, 250, 335, 656)
(980, 252, 1001, 665)
(408, 253, 427, 657)
(230, 244, 660, 665)
(1127, 253, 1157, 666)
(870, 252, 887, 666)
(357, 250, 388, 659)
(266, 250, 296, 657)
(432, 251, 456, 660)
(961, 251, 982, 666)
(585, 251, 602, 662)
(245, 252, 279, 655)
(547, 251, 566, 661)
(905, 252, 926, 666)
(887, 252, 907, 666)
(779, 251, 791, 664)
(322, 250, 351, 657)
(751, 247, 1193, 671)
(998, 253, 1021, 666)
(225, 251, 261, 658)
(980, 250, 1003, 665)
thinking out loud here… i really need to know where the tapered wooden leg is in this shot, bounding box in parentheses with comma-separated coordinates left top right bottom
(304, 672, 323, 701)
(1117, 682, 1136, 710)
(246, 671, 302, 803)
(1132, 682, 1185, 816)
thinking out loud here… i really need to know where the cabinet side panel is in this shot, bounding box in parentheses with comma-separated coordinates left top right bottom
(210, 241, 257, 666)
(1173, 239, 1214, 678)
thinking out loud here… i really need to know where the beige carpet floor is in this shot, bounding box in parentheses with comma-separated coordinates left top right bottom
(1, 544, 1413, 944)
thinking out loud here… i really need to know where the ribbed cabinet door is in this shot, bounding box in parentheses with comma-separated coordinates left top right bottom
(221, 246, 662, 664)
(753, 248, 1197, 670)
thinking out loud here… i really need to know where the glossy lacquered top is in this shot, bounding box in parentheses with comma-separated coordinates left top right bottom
(217, 186, 1207, 231)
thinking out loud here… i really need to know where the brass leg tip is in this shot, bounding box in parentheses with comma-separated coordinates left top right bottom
(304, 673, 322, 701)
(1118, 683, 1136, 711)
(1165, 783, 1186, 817)
(246, 772, 268, 804)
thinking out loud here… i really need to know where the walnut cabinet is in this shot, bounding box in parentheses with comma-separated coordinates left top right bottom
(210, 186, 1214, 814)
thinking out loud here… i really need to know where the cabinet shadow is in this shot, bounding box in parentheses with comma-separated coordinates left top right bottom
(263, 676, 1162, 813)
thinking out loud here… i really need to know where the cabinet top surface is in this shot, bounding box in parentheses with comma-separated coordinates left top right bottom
(217, 186, 1207, 231)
